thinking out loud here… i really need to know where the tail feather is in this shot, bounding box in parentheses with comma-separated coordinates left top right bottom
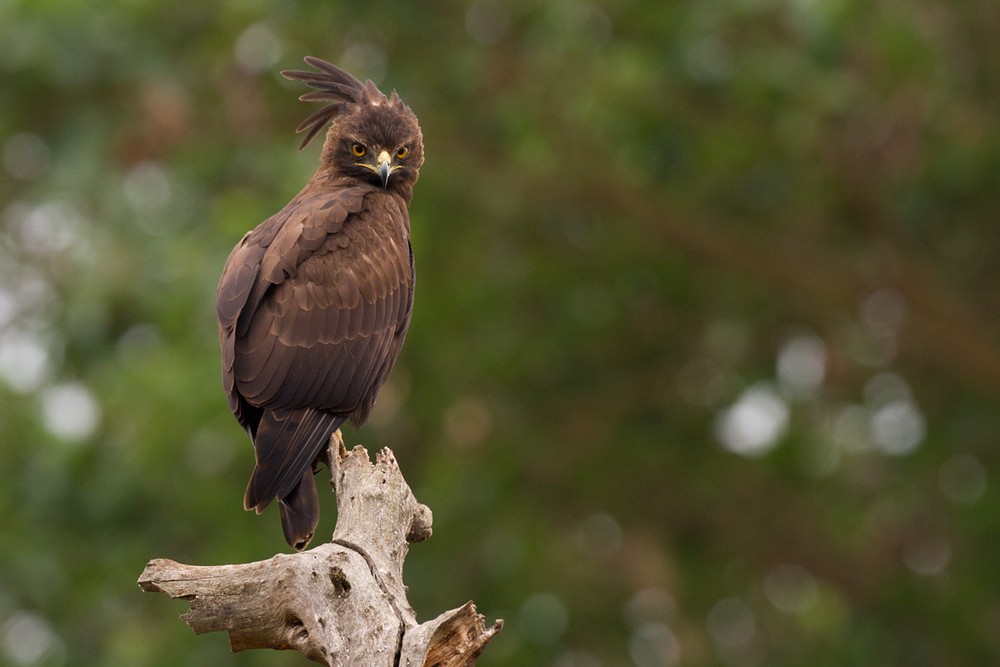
(243, 407, 345, 549)
(279, 468, 320, 551)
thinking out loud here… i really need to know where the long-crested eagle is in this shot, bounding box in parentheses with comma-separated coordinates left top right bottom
(216, 57, 423, 550)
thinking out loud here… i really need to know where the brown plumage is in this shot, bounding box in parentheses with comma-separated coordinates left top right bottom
(216, 57, 423, 550)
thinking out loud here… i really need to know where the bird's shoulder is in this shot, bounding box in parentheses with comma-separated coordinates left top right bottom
(217, 180, 373, 323)
(282, 187, 414, 316)
(256, 182, 371, 282)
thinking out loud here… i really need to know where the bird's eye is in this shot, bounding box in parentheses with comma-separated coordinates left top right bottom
(351, 143, 366, 158)
(396, 146, 409, 159)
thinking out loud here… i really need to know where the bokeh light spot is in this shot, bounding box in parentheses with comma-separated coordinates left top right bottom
(776, 332, 826, 394)
(235, 22, 282, 74)
(715, 383, 789, 457)
(1, 611, 64, 666)
(902, 534, 950, 577)
(39, 381, 101, 442)
(624, 588, 677, 628)
(0, 332, 51, 394)
(123, 161, 171, 220)
(861, 288, 907, 335)
(871, 399, 925, 456)
(576, 512, 622, 559)
(938, 454, 987, 505)
(706, 597, 756, 650)
(465, 0, 511, 45)
(629, 621, 681, 667)
(3, 133, 51, 181)
(764, 564, 820, 614)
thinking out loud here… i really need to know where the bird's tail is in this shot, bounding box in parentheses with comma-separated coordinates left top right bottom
(278, 468, 321, 551)
(243, 407, 345, 550)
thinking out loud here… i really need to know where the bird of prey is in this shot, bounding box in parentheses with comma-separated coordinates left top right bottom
(216, 57, 423, 550)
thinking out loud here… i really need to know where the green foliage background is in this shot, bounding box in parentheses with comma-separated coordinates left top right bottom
(2, 1, 999, 665)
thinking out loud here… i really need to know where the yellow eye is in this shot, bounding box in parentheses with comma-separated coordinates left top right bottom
(351, 143, 366, 157)
(396, 146, 409, 159)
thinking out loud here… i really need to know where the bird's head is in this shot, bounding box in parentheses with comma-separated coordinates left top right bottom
(331, 86, 423, 197)
(282, 57, 423, 200)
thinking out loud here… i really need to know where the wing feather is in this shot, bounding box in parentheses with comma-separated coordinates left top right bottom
(227, 187, 413, 415)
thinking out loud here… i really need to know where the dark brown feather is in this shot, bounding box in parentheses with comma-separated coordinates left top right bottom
(278, 466, 321, 550)
(217, 57, 421, 550)
(280, 58, 365, 149)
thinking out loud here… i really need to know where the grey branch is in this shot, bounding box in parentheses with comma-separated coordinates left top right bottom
(138, 432, 502, 666)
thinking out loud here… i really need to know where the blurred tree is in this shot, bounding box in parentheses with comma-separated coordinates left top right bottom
(1, 0, 998, 665)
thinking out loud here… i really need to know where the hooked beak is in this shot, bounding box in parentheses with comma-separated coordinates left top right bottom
(376, 150, 393, 188)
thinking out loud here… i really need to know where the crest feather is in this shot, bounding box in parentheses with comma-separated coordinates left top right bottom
(281, 57, 369, 149)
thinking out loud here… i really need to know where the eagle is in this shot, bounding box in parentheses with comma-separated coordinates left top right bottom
(216, 57, 423, 550)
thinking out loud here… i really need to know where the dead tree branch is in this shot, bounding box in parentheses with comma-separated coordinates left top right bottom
(138, 432, 502, 666)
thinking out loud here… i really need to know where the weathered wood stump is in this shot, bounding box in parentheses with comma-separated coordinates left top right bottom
(138, 432, 502, 665)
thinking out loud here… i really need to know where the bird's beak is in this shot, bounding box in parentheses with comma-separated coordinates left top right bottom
(376, 150, 393, 188)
